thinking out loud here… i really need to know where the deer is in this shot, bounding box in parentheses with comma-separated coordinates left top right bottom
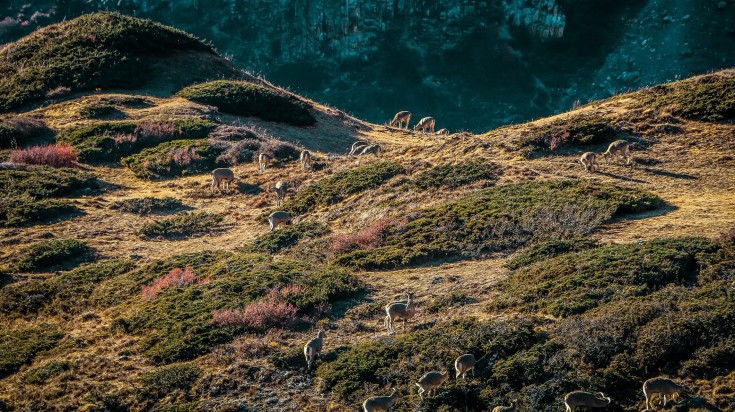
(602, 140, 633, 165)
(579, 152, 599, 173)
(358, 144, 381, 158)
(413, 117, 436, 134)
(362, 388, 401, 412)
(300, 150, 312, 171)
(384, 292, 416, 334)
(211, 168, 236, 193)
(564, 391, 612, 411)
(258, 152, 271, 172)
(303, 329, 326, 371)
(389, 111, 411, 129)
(268, 211, 292, 231)
(454, 353, 489, 380)
(415, 370, 449, 400)
(349, 141, 369, 157)
(270, 181, 287, 207)
(436, 128, 449, 136)
(643, 377, 687, 410)
(492, 400, 518, 412)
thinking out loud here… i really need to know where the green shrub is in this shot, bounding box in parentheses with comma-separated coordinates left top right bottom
(140, 363, 201, 396)
(515, 114, 617, 155)
(119, 252, 360, 364)
(636, 71, 735, 121)
(57, 119, 217, 162)
(0, 166, 99, 199)
(110, 197, 184, 215)
(506, 238, 601, 270)
(0, 324, 62, 377)
(334, 180, 664, 270)
(12, 239, 95, 273)
(0, 116, 53, 148)
(283, 161, 406, 215)
(122, 139, 223, 179)
(0, 195, 79, 227)
(424, 291, 477, 314)
(0, 12, 215, 112)
(140, 212, 224, 240)
(177, 80, 316, 126)
(412, 161, 500, 190)
(79, 104, 118, 119)
(22, 360, 70, 385)
(249, 222, 330, 254)
(492, 237, 719, 317)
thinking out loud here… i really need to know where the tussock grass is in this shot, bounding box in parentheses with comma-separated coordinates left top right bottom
(139, 211, 224, 239)
(110, 197, 184, 215)
(178, 80, 316, 126)
(334, 180, 663, 270)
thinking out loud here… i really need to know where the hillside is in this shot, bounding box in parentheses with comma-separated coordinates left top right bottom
(1, 13, 734, 412)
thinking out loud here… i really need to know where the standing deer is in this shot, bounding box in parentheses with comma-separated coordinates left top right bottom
(303, 329, 326, 371)
(389, 111, 412, 129)
(211, 168, 236, 193)
(564, 391, 612, 411)
(492, 400, 518, 412)
(270, 181, 287, 207)
(384, 292, 416, 334)
(413, 117, 436, 134)
(415, 370, 449, 400)
(436, 128, 449, 136)
(258, 152, 271, 172)
(362, 388, 401, 412)
(300, 150, 312, 171)
(454, 353, 489, 380)
(579, 152, 599, 173)
(602, 140, 633, 165)
(643, 377, 687, 410)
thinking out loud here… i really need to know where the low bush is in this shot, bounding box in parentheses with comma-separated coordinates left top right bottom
(424, 291, 476, 314)
(22, 360, 70, 385)
(78, 103, 118, 119)
(330, 218, 397, 253)
(8, 144, 78, 167)
(0, 195, 79, 227)
(636, 71, 735, 121)
(515, 114, 617, 155)
(0, 166, 99, 199)
(11, 239, 95, 273)
(249, 221, 330, 254)
(142, 266, 208, 300)
(139, 212, 224, 239)
(506, 238, 601, 270)
(117, 252, 360, 364)
(334, 180, 663, 270)
(140, 363, 201, 397)
(210, 286, 301, 329)
(177, 80, 316, 126)
(412, 161, 500, 190)
(283, 161, 406, 215)
(209, 125, 301, 165)
(110, 197, 184, 215)
(122, 139, 222, 179)
(57, 119, 216, 162)
(0, 116, 52, 148)
(0, 324, 62, 378)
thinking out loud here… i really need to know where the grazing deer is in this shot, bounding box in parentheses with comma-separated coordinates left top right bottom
(492, 400, 518, 412)
(389, 111, 411, 129)
(454, 353, 488, 380)
(270, 181, 287, 207)
(349, 141, 369, 157)
(362, 388, 401, 412)
(259, 152, 271, 172)
(300, 150, 312, 171)
(268, 211, 292, 231)
(643, 377, 687, 410)
(211, 168, 236, 193)
(303, 329, 326, 370)
(579, 152, 599, 173)
(384, 292, 416, 334)
(415, 371, 449, 400)
(602, 140, 632, 165)
(413, 117, 435, 134)
(564, 391, 612, 411)
(436, 128, 449, 136)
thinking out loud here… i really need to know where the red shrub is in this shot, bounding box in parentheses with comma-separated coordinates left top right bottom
(8, 144, 77, 167)
(330, 217, 394, 253)
(169, 147, 201, 166)
(135, 122, 178, 140)
(141, 265, 204, 300)
(549, 130, 571, 152)
(211, 285, 301, 329)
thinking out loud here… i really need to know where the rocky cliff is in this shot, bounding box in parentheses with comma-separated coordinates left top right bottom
(2, 0, 734, 131)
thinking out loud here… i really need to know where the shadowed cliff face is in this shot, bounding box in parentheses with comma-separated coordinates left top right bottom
(2, 0, 734, 132)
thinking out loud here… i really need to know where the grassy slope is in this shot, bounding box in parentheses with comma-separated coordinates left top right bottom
(0, 16, 734, 412)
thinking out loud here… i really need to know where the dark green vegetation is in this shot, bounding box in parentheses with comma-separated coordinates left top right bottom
(177, 80, 316, 126)
(516, 114, 617, 156)
(10, 239, 94, 273)
(110, 197, 184, 215)
(122, 139, 221, 179)
(140, 363, 201, 397)
(411, 161, 499, 190)
(0, 166, 99, 226)
(0, 12, 216, 112)
(139, 212, 224, 239)
(106, 252, 360, 364)
(0, 259, 134, 319)
(282, 160, 406, 215)
(78, 103, 118, 119)
(637, 71, 735, 121)
(22, 360, 70, 385)
(249, 221, 330, 254)
(334, 179, 663, 270)
(0, 116, 53, 148)
(0, 324, 62, 378)
(57, 119, 216, 162)
(318, 236, 735, 411)
(506, 238, 601, 270)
